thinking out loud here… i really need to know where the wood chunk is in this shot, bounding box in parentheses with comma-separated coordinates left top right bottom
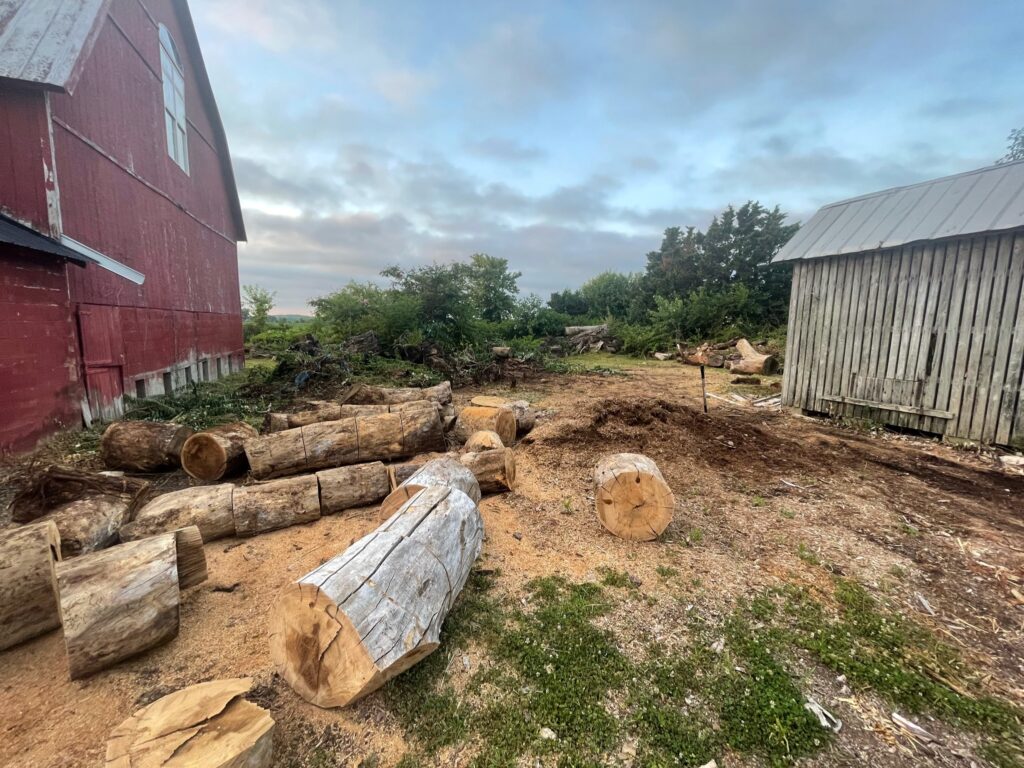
(315, 463, 391, 515)
(469, 397, 536, 436)
(232, 476, 321, 537)
(101, 421, 194, 472)
(121, 484, 235, 543)
(459, 449, 516, 494)
(453, 406, 516, 446)
(593, 453, 674, 541)
(0, 520, 62, 651)
(180, 422, 258, 481)
(173, 526, 208, 590)
(727, 338, 778, 375)
(379, 457, 482, 518)
(105, 677, 274, 768)
(270, 485, 484, 708)
(463, 430, 504, 452)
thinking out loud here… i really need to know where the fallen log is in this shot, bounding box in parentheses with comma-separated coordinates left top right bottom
(492, 346, 511, 359)
(469, 397, 536, 436)
(245, 406, 444, 480)
(653, 352, 674, 361)
(347, 380, 452, 405)
(593, 453, 674, 541)
(463, 430, 504, 451)
(180, 422, 259, 481)
(105, 677, 275, 768)
(0, 520, 62, 651)
(317, 462, 392, 515)
(101, 421, 194, 472)
(232, 475, 321, 537)
(57, 526, 207, 679)
(453, 405, 516, 446)
(727, 338, 778, 375)
(264, 400, 439, 433)
(48, 497, 135, 558)
(460, 449, 516, 494)
(120, 484, 235, 543)
(270, 485, 484, 707)
(379, 457, 481, 518)
(565, 324, 607, 336)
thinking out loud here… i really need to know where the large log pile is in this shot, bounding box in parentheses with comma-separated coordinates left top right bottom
(593, 453, 675, 541)
(270, 484, 484, 707)
(0, 520, 62, 651)
(564, 324, 617, 354)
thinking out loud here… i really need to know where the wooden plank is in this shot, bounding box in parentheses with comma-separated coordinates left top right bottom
(995, 232, 1024, 444)
(797, 259, 823, 410)
(974, 233, 1018, 441)
(840, 253, 867, 401)
(821, 395, 953, 419)
(781, 260, 804, 406)
(826, 254, 854, 410)
(810, 257, 836, 412)
(917, 242, 952, 434)
(946, 237, 987, 439)
(957, 236, 1000, 439)
(930, 239, 972, 432)
(859, 250, 886, 422)
(902, 244, 936, 430)
(879, 247, 910, 418)
(817, 254, 846, 412)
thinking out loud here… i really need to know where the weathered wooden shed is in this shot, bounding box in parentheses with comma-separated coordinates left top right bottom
(776, 160, 1024, 446)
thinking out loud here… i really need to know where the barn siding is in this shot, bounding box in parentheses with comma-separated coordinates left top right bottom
(0, 85, 52, 232)
(781, 231, 1024, 445)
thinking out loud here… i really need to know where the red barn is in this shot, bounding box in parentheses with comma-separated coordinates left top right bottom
(0, 0, 246, 453)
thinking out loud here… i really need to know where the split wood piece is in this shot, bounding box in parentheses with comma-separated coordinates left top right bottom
(469, 397, 536, 436)
(57, 526, 207, 679)
(245, 407, 444, 480)
(316, 463, 391, 515)
(459, 449, 517, 494)
(121, 484, 235, 543)
(463, 430, 504, 452)
(593, 453, 674, 541)
(270, 485, 484, 708)
(347, 380, 452, 405)
(264, 400, 437, 433)
(105, 677, 274, 768)
(232, 475, 321, 537)
(0, 520, 62, 651)
(101, 421, 194, 472)
(389, 462, 423, 487)
(452, 405, 516, 446)
(180, 422, 259, 481)
(379, 457, 482, 518)
(727, 338, 778, 375)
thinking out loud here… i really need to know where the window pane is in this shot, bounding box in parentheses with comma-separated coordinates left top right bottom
(174, 89, 185, 121)
(177, 126, 188, 167)
(163, 76, 174, 108)
(165, 112, 175, 157)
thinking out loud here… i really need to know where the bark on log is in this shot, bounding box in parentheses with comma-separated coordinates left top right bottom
(593, 453, 674, 541)
(180, 422, 259, 481)
(0, 520, 62, 651)
(453, 405, 516, 447)
(565, 324, 607, 336)
(463, 430, 504, 452)
(264, 401, 440, 433)
(680, 344, 725, 368)
(492, 346, 511, 359)
(379, 457, 482, 518)
(106, 677, 275, 768)
(459, 449, 516, 494)
(232, 476, 321, 537)
(316, 463, 391, 515)
(469, 397, 536, 436)
(48, 496, 134, 558)
(57, 526, 207, 679)
(727, 338, 778, 375)
(347, 381, 452, 405)
(121, 484, 235, 543)
(10, 467, 149, 524)
(101, 421, 194, 472)
(270, 485, 484, 708)
(246, 406, 444, 480)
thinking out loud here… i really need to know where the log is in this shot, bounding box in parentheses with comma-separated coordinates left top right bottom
(48, 496, 134, 558)
(459, 449, 516, 494)
(180, 422, 259, 481)
(245, 407, 444, 480)
(316, 463, 391, 515)
(121, 484, 235, 543)
(452, 405, 516, 447)
(264, 401, 439, 433)
(653, 352, 673, 361)
(728, 338, 778, 375)
(565, 324, 607, 336)
(232, 475, 321, 537)
(0, 520, 62, 651)
(57, 526, 207, 678)
(269, 485, 484, 707)
(469, 397, 536, 436)
(106, 677, 274, 768)
(492, 346, 511, 359)
(347, 380, 452, 405)
(680, 343, 725, 368)
(10, 467, 149, 524)
(101, 421, 194, 472)
(379, 457, 482, 518)
(463, 430, 504, 452)
(593, 453, 674, 541)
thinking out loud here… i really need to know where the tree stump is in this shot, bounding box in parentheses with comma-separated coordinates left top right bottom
(105, 677, 274, 768)
(232, 475, 321, 537)
(463, 430, 504, 452)
(57, 527, 207, 679)
(460, 449, 517, 494)
(452, 406, 516, 447)
(316, 463, 391, 515)
(101, 421, 193, 472)
(593, 453, 674, 541)
(270, 486, 484, 708)
(379, 457, 482, 518)
(180, 422, 258, 481)
(0, 520, 62, 651)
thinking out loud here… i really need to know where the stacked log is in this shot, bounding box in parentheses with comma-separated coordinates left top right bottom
(101, 421, 193, 471)
(265, 399, 443, 433)
(270, 485, 484, 707)
(106, 678, 275, 768)
(463, 430, 504, 451)
(564, 324, 617, 354)
(56, 526, 207, 679)
(453, 405, 516, 446)
(379, 457, 481, 517)
(679, 343, 725, 368)
(469, 396, 536, 436)
(317, 462, 392, 515)
(180, 422, 259, 481)
(232, 475, 321, 537)
(727, 338, 779, 375)
(0, 520, 62, 651)
(460, 449, 516, 494)
(246, 407, 444, 480)
(347, 380, 452, 405)
(593, 453, 674, 541)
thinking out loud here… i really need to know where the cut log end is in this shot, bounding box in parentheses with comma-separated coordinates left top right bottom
(594, 454, 674, 541)
(180, 434, 227, 480)
(453, 406, 516, 447)
(0, 520, 62, 651)
(463, 430, 505, 452)
(173, 526, 208, 590)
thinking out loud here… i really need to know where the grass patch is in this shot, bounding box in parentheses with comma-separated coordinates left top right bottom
(655, 565, 678, 580)
(598, 567, 637, 589)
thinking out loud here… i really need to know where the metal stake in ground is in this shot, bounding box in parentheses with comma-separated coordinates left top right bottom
(700, 365, 708, 414)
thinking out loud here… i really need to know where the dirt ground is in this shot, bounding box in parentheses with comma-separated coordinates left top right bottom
(1, 362, 1022, 767)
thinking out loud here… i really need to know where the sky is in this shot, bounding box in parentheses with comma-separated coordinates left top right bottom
(191, 0, 1024, 314)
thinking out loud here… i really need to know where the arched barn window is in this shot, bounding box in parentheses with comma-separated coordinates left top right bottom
(159, 24, 189, 173)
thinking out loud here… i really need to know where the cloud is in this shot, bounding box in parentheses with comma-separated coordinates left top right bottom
(465, 137, 546, 163)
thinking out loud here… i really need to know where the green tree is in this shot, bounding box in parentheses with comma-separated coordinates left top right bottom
(381, 263, 476, 349)
(579, 271, 640, 320)
(241, 285, 275, 339)
(466, 253, 521, 322)
(999, 127, 1024, 163)
(549, 288, 590, 316)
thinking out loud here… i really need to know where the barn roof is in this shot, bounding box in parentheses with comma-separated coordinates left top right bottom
(0, 211, 87, 265)
(774, 159, 1024, 262)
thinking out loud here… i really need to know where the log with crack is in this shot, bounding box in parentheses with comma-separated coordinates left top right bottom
(593, 453, 674, 541)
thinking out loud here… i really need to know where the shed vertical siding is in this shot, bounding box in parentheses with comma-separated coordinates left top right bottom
(781, 231, 1024, 445)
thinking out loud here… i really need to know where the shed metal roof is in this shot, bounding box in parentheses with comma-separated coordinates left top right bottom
(774, 159, 1024, 262)
(0, 0, 108, 92)
(0, 211, 87, 264)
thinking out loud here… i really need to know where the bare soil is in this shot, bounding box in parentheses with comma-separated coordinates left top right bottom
(1, 363, 1022, 767)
